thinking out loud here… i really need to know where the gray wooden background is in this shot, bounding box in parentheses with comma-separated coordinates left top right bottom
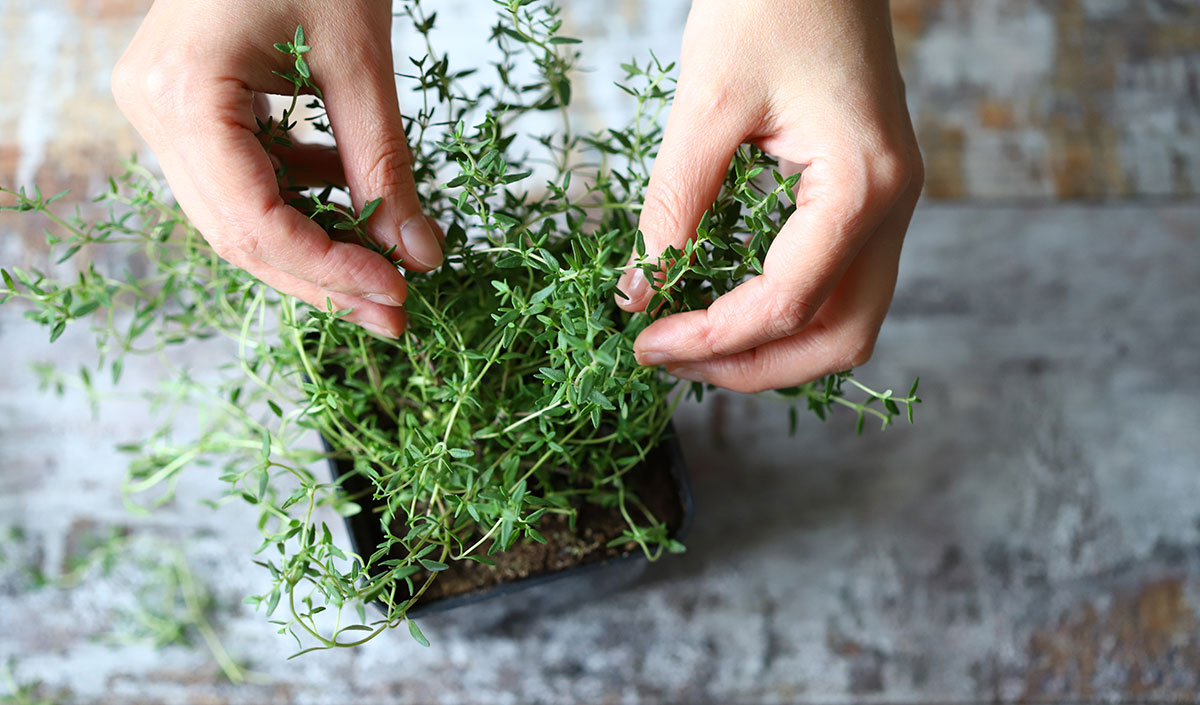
(2, 1, 1200, 703)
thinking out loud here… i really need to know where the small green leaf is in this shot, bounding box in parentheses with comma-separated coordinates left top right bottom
(529, 283, 555, 304)
(71, 301, 101, 318)
(358, 197, 382, 222)
(418, 558, 447, 572)
(55, 244, 82, 264)
(391, 565, 420, 580)
(588, 390, 615, 410)
(500, 27, 527, 43)
(339, 624, 374, 634)
(407, 619, 430, 647)
(539, 367, 566, 383)
(500, 170, 532, 184)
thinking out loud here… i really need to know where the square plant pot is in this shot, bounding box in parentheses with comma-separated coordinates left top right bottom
(324, 424, 694, 620)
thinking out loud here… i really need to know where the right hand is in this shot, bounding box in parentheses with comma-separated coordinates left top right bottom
(112, 0, 443, 338)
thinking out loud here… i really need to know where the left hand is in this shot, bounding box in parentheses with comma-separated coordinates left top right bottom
(616, 0, 923, 393)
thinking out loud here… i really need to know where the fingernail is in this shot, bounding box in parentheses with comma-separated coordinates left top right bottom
(364, 293, 404, 307)
(667, 364, 708, 383)
(400, 215, 444, 269)
(618, 270, 648, 304)
(361, 322, 399, 339)
(635, 350, 671, 366)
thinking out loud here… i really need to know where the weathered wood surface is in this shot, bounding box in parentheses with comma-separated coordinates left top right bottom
(3, 204, 1199, 703)
(2, 0, 1199, 209)
(3, 0, 1200, 702)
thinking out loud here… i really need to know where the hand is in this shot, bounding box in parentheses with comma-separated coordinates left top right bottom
(112, 0, 443, 338)
(616, 0, 922, 393)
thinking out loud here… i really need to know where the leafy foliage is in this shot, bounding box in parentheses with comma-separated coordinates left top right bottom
(0, 0, 919, 653)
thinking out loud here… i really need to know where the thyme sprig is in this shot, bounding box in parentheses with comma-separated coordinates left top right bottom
(0, 0, 919, 653)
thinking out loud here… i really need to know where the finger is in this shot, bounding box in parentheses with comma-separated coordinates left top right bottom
(270, 150, 440, 241)
(160, 79, 411, 307)
(145, 138, 408, 336)
(662, 179, 920, 393)
(633, 152, 913, 365)
(236, 252, 408, 338)
(320, 29, 442, 272)
(616, 87, 753, 312)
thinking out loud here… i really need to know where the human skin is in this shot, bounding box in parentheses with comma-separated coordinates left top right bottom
(616, 0, 923, 393)
(113, 0, 921, 391)
(111, 0, 438, 338)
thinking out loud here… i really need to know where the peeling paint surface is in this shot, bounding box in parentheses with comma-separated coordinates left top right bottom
(3, 204, 1200, 703)
(2, 0, 1199, 206)
(3, 1, 1200, 702)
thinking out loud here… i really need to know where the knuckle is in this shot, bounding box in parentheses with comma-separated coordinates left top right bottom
(226, 220, 264, 260)
(232, 230, 263, 259)
(730, 350, 773, 394)
(360, 139, 415, 196)
(689, 80, 737, 120)
(872, 150, 912, 201)
(909, 148, 927, 198)
(313, 248, 370, 293)
(766, 292, 815, 339)
(109, 56, 140, 109)
(642, 181, 692, 238)
(156, 48, 211, 113)
(839, 330, 879, 370)
(207, 234, 240, 263)
(113, 44, 204, 117)
(699, 318, 727, 358)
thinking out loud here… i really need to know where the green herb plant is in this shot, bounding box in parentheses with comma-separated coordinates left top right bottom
(0, 0, 919, 654)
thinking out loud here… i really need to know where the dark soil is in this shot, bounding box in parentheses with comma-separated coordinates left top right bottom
(329, 441, 686, 609)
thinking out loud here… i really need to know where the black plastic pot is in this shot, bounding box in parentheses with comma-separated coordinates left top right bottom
(324, 424, 694, 619)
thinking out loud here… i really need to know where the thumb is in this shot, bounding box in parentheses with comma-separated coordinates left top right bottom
(617, 93, 747, 312)
(321, 34, 442, 272)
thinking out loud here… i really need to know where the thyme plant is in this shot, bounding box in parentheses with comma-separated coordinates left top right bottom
(0, 0, 918, 652)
